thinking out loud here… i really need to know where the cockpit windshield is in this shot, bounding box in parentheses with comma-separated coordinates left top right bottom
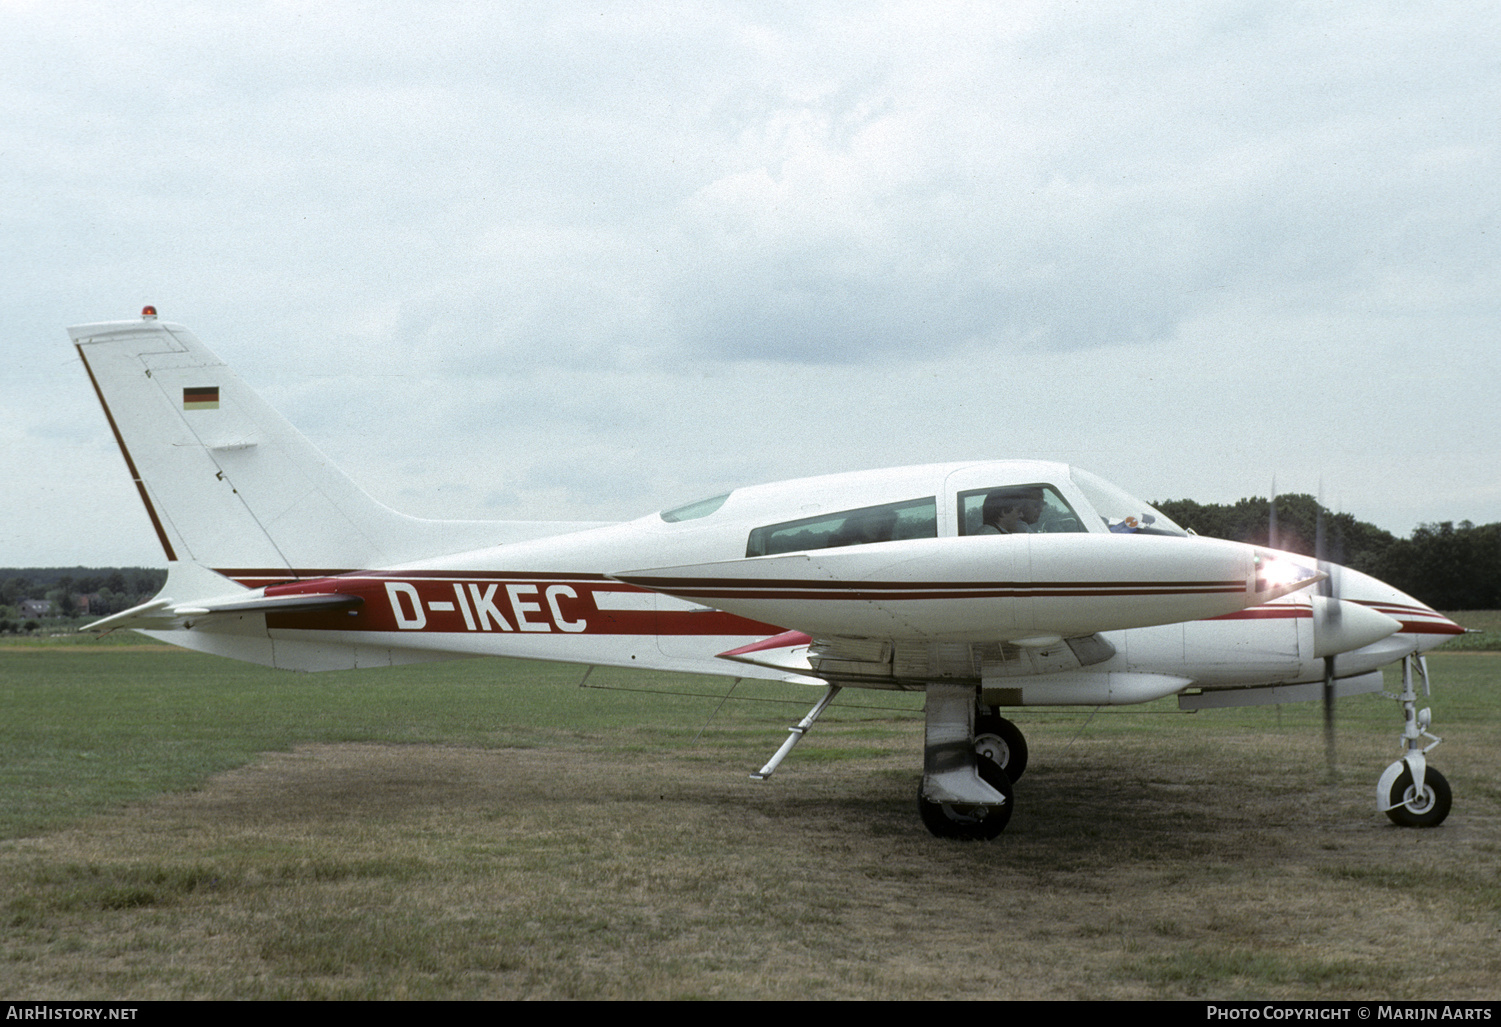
(1069, 468, 1190, 537)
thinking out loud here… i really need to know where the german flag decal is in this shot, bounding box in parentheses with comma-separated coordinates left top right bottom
(183, 386, 219, 410)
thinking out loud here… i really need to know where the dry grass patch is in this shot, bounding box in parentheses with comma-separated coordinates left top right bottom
(4, 722, 1499, 1000)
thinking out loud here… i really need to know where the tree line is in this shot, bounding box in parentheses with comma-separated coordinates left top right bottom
(1153, 494, 1501, 610)
(0, 567, 167, 633)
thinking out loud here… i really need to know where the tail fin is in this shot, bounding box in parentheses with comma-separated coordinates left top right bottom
(71, 312, 604, 583)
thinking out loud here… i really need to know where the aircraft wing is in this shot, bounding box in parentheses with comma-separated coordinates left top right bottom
(714, 627, 1121, 682)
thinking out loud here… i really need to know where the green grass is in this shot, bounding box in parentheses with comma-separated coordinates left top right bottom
(1122, 948, 1394, 997)
(2, 644, 1498, 999)
(0, 647, 917, 839)
(0, 625, 175, 645)
(1436, 610, 1501, 651)
(3, 641, 1495, 841)
(1445, 610, 1501, 633)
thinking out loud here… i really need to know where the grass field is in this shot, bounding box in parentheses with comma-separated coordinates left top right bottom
(2, 636, 1499, 999)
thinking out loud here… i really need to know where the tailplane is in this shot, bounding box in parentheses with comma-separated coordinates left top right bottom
(85, 561, 459, 671)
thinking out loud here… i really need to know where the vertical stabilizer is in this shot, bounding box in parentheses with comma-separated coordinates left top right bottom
(71, 313, 606, 579)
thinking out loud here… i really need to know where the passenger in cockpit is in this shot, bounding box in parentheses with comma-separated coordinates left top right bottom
(978, 487, 1044, 534)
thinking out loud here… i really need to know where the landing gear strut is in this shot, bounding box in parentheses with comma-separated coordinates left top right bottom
(1377, 654, 1452, 828)
(917, 685, 1025, 839)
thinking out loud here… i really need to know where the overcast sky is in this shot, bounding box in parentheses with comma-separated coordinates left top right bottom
(2, 1, 1497, 567)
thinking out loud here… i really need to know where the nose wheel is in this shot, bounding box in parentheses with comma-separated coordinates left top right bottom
(1383, 764, 1451, 828)
(1378, 654, 1451, 828)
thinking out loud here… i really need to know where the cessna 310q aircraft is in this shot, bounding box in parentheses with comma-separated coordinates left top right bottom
(71, 309, 1465, 838)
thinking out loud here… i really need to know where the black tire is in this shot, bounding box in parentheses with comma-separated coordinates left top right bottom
(916, 762, 1014, 840)
(1385, 766, 1452, 828)
(974, 714, 1028, 782)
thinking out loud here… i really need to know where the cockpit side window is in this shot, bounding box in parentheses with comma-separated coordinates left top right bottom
(957, 484, 1086, 536)
(746, 497, 937, 557)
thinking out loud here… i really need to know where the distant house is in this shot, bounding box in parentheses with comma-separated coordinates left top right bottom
(19, 598, 51, 618)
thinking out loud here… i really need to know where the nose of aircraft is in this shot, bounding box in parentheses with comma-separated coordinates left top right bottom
(1417, 605, 1465, 639)
(1384, 599, 1466, 650)
(1323, 568, 1465, 653)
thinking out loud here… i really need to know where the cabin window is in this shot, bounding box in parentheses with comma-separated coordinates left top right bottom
(746, 497, 937, 557)
(957, 484, 1087, 536)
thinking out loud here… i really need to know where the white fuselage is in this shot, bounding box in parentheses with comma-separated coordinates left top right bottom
(158, 460, 1458, 700)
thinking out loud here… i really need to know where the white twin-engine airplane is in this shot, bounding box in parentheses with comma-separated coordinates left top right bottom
(73, 309, 1465, 839)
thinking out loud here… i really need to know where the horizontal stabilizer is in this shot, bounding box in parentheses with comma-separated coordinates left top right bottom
(80, 560, 356, 632)
(80, 561, 245, 633)
(84, 588, 361, 632)
(80, 597, 178, 633)
(172, 592, 362, 616)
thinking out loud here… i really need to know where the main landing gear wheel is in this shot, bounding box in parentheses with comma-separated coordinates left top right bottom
(916, 760, 1014, 841)
(974, 714, 1028, 782)
(1384, 766, 1452, 828)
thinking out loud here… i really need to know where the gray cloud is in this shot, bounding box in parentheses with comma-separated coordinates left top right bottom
(3, 1, 1498, 564)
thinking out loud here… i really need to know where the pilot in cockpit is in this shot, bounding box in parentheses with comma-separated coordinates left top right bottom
(978, 487, 1045, 534)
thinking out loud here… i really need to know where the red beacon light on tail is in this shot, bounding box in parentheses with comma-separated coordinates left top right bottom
(141, 306, 157, 319)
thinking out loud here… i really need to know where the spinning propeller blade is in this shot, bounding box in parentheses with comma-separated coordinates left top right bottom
(1268, 475, 1279, 551)
(1314, 491, 1344, 776)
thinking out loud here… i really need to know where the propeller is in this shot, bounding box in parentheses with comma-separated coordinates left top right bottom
(1314, 489, 1344, 777)
(1268, 475, 1279, 552)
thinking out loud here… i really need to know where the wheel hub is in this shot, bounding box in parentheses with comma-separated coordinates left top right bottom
(1404, 785, 1436, 814)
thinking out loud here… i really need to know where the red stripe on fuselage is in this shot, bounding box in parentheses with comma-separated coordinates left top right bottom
(234, 568, 1467, 644)
(214, 568, 616, 588)
(624, 576, 1246, 591)
(1212, 600, 1466, 637)
(1351, 600, 1465, 636)
(619, 576, 1249, 604)
(260, 574, 779, 637)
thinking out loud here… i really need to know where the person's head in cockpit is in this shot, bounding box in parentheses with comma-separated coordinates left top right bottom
(981, 487, 1044, 534)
